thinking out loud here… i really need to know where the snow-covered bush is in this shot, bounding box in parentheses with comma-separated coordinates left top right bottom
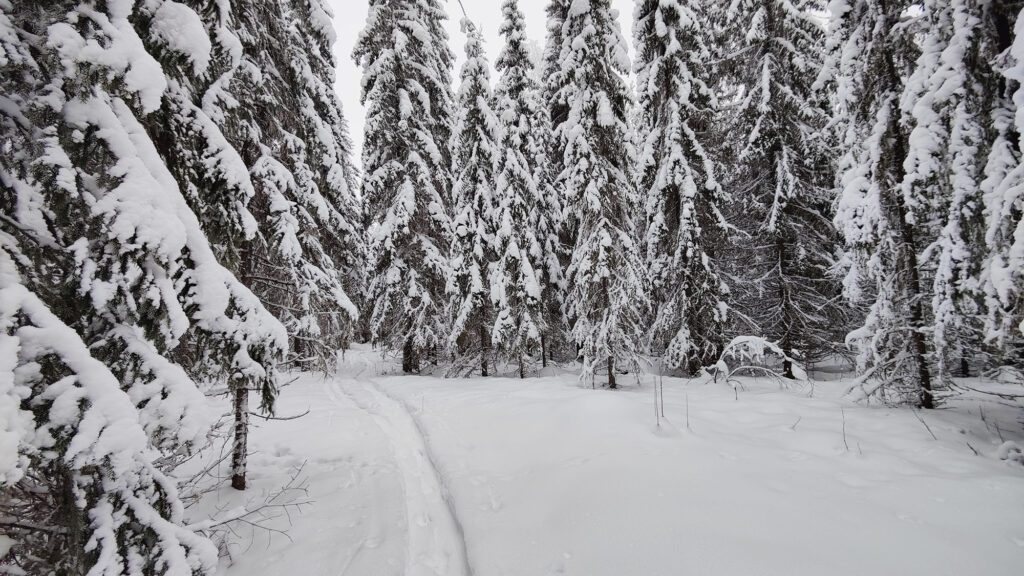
(710, 336, 808, 390)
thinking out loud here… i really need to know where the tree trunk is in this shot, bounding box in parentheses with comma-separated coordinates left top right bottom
(608, 355, 616, 389)
(480, 323, 489, 377)
(776, 227, 797, 381)
(231, 385, 249, 491)
(782, 357, 796, 380)
(781, 333, 796, 380)
(519, 354, 525, 379)
(687, 355, 702, 378)
(907, 290, 934, 409)
(541, 334, 548, 368)
(960, 356, 970, 377)
(887, 98, 934, 409)
(877, 46, 934, 410)
(402, 337, 418, 373)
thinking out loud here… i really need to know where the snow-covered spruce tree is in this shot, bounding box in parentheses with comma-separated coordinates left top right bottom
(0, 241, 220, 576)
(492, 0, 561, 376)
(901, 0, 1015, 377)
(557, 0, 647, 388)
(139, 0, 360, 488)
(721, 0, 847, 377)
(423, 0, 458, 195)
(981, 5, 1024, 361)
(0, 0, 285, 570)
(533, 0, 572, 362)
(634, 0, 729, 375)
(542, 0, 573, 254)
(449, 19, 501, 376)
(823, 0, 936, 407)
(354, 0, 455, 373)
(542, 0, 570, 130)
(196, 0, 364, 370)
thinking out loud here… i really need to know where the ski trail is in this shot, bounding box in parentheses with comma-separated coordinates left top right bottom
(320, 363, 404, 576)
(367, 378, 476, 576)
(329, 356, 473, 576)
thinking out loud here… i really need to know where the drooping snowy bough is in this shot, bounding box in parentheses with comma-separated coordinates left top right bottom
(1, 0, 286, 571)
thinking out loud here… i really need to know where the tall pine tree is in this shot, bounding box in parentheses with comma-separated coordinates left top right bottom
(492, 0, 558, 375)
(449, 18, 501, 376)
(824, 0, 936, 407)
(981, 5, 1024, 361)
(557, 0, 647, 387)
(634, 0, 729, 374)
(722, 0, 847, 376)
(0, 0, 286, 569)
(354, 0, 455, 373)
(200, 0, 364, 371)
(900, 0, 1013, 377)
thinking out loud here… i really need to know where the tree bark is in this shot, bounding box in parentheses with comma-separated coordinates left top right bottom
(608, 355, 616, 389)
(890, 129, 934, 409)
(541, 334, 548, 368)
(402, 337, 418, 373)
(480, 323, 489, 377)
(883, 50, 934, 410)
(231, 385, 249, 491)
(687, 354, 701, 378)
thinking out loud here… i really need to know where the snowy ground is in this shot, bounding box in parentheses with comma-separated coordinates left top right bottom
(190, 345, 1024, 576)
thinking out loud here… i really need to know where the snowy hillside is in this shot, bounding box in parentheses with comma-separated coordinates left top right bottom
(192, 347, 1024, 576)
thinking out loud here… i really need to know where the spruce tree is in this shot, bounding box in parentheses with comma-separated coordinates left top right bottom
(543, 0, 572, 257)
(543, 0, 570, 129)
(148, 0, 362, 488)
(722, 0, 847, 376)
(634, 0, 729, 374)
(449, 19, 501, 376)
(422, 0, 458, 202)
(557, 0, 647, 387)
(0, 0, 285, 570)
(537, 0, 572, 362)
(825, 0, 936, 407)
(492, 0, 560, 376)
(354, 0, 455, 372)
(900, 0, 1012, 377)
(981, 5, 1024, 359)
(200, 0, 364, 370)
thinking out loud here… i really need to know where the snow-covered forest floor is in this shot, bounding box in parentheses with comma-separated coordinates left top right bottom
(190, 346, 1024, 576)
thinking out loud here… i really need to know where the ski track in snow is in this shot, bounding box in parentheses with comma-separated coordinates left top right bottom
(328, 356, 474, 576)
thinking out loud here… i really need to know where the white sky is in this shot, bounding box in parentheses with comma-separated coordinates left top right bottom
(328, 0, 633, 159)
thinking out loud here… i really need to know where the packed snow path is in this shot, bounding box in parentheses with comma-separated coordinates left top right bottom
(328, 356, 473, 576)
(200, 346, 1024, 576)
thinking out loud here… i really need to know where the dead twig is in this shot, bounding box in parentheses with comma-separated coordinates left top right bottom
(250, 408, 310, 421)
(912, 409, 938, 441)
(841, 408, 850, 452)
